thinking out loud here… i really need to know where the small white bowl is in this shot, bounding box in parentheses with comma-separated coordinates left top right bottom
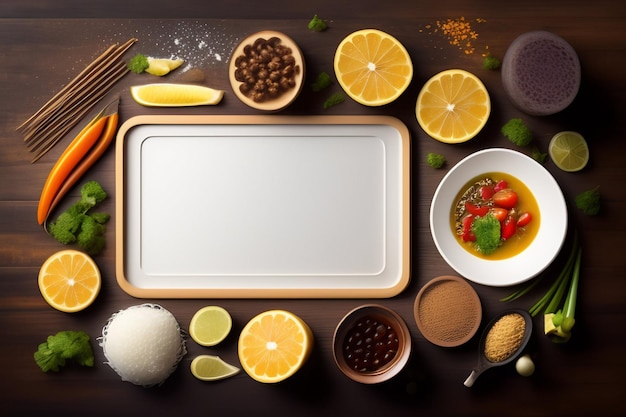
(430, 148, 567, 286)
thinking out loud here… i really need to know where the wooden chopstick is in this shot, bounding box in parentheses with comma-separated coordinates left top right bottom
(17, 38, 137, 162)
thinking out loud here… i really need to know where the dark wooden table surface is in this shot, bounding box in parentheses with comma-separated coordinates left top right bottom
(1, 1, 625, 416)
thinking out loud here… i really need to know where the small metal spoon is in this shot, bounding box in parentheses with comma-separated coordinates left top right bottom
(464, 309, 532, 387)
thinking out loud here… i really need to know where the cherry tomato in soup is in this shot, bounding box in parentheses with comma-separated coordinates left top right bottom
(462, 215, 476, 242)
(480, 185, 495, 200)
(490, 207, 509, 222)
(517, 212, 532, 227)
(494, 180, 508, 192)
(493, 189, 518, 209)
(501, 215, 517, 240)
(465, 202, 489, 217)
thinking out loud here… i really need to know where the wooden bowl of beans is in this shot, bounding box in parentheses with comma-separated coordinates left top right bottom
(228, 30, 305, 111)
(332, 304, 411, 384)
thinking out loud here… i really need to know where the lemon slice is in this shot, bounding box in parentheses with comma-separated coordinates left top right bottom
(130, 83, 224, 107)
(189, 306, 232, 346)
(416, 69, 491, 143)
(334, 29, 413, 106)
(146, 57, 184, 76)
(190, 355, 240, 381)
(548, 131, 589, 172)
(38, 250, 101, 313)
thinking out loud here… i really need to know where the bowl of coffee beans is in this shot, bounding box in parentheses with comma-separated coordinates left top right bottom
(229, 30, 305, 111)
(332, 304, 412, 384)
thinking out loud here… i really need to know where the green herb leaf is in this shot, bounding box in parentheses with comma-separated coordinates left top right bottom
(471, 214, 501, 255)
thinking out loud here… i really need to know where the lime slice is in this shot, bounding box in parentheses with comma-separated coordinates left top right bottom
(130, 83, 224, 107)
(189, 306, 232, 346)
(548, 131, 589, 172)
(190, 355, 240, 381)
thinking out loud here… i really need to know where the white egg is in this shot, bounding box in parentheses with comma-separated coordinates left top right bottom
(515, 354, 535, 377)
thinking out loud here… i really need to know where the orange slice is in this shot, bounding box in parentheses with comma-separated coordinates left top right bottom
(38, 250, 101, 312)
(416, 69, 491, 143)
(334, 29, 413, 106)
(238, 310, 313, 383)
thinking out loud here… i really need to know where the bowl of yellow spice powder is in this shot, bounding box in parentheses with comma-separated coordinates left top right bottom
(464, 309, 532, 387)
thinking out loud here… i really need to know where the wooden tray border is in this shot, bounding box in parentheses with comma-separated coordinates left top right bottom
(115, 115, 410, 298)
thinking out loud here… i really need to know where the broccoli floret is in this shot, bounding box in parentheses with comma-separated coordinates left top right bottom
(471, 214, 501, 255)
(482, 55, 501, 70)
(47, 181, 110, 256)
(127, 53, 149, 74)
(427, 152, 446, 169)
(80, 180, 107, 206)
(311, 72, 332, 92)
(77, 215, 107, 255)
(308, 14, 328, 32)
(501, 118, 533, 146)
(531, 146, 548, 164)
(323, 92, 345, 109)
(575, 186, 600, 216)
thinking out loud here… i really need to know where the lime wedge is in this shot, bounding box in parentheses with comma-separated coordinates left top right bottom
(189, 306, 232, 346)
(190, 355, 240, 381)
(548, 131, 589, 172)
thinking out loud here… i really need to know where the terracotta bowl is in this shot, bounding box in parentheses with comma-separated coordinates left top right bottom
(332, 304, 411, 384)
(228, 30, 305, 112)
(414, 275, 482, 347)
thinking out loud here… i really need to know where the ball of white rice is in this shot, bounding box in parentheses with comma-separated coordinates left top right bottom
(99, 304, 186, 387)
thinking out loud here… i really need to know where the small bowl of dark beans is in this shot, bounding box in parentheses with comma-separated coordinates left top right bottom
(229, 30, 305, 111)
(333, 304, 412, 384)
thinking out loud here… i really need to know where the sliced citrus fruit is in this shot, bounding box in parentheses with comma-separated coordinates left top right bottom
(189, 306, 232, 346)
(238, 310, 313, 383)
(146, 57, 184, 76)
(190, 355, 240, 381)
(130, 83, 224, 107)
(334, 29, 413, 106)
(416, 69, 491, 143)
(548, 131, 589, 172)
(38, 249, 101, 313)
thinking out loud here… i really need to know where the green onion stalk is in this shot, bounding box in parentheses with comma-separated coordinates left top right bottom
(501, 231, 581, 343)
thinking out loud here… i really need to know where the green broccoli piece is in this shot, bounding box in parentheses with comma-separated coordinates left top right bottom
(482, 55, 501, 70)
(323, 92, 345, 109)
(501, 118, 533, 146)
(47, 181, 110, 256)
(471, 214, 501, 255)
(427, 152, 446, 169)
(308, 14, 328, 32)
(575, 186, 600, 216)
(531, 146, 548, 164)
(127, 53, 149, 74)
(80, 180, 108, 206)
(34, 330, 94, 373)
(311, 71, 332, 92)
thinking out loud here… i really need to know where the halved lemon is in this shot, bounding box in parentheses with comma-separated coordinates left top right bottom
(334, 29, 413, 106)
(38, 249, 101, 313)
(416, 69, 491, 143)
(130, 83, 224, 107)
(548, 131, 589, 172)
(238, 310, 313, 383)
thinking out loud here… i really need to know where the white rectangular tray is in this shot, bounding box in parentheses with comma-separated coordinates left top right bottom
(116, 115, 410, 298)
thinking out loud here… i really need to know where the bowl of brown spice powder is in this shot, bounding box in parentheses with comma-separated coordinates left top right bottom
(229, 30, 305, 111)
(414, 275, 482, 347)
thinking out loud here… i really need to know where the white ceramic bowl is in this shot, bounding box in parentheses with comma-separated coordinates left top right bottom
(430, 148, 567, 286)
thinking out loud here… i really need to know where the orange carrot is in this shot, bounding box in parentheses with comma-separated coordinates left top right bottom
(37, 115, 108, 224)
(44, 112, 119, 223)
